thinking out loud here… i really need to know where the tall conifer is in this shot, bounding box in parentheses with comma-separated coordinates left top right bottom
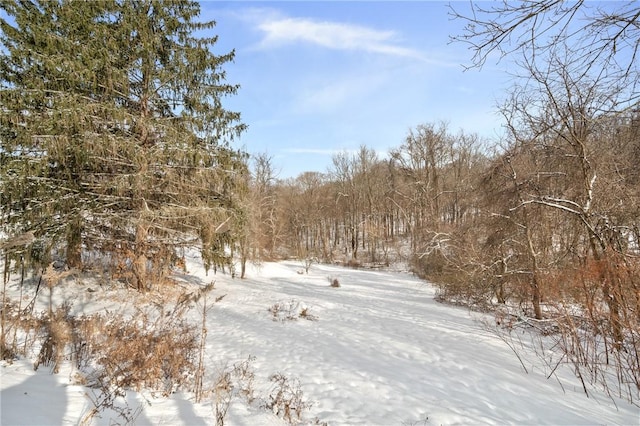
(0, 0, 247, 289)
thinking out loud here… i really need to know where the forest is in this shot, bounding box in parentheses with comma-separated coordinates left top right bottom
(1, 0, 639, 421)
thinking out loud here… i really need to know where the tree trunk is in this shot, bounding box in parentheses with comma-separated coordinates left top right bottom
(133, 222, 148, 292)
(65, 217, 83, 269)
(240, 256, 247, 279)
(601, 251, 624, 352)
(525, 224, 543, 320)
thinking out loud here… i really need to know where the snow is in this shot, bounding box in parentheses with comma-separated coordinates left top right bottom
(1, 255, 639, 425)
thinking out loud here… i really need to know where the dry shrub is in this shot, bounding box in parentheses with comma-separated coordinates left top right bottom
(30, 264, 78, 370)
(213, 356, 256, 426)
(265, 373, 313, 425)
(554, 255, 640, 404)
(75, 305, 199, 425)
(495, 252, 640, 407)
(214, 369, 233, 426)
(210, 362, 322, 426)
(1, 297, 46, 360)
(328, 276, 340, 288)
(411, 235, 497, 309)
(298, 307, 318, 321)
(269, 300, 299, 322)
(34, 302, 74, 373)
(431, 267, 498, 311)
(231, 357, 256, 403)
(344, 259, 361, 269)
(269, 300, 318, 322)
(80, 284, 211, 424)
(2, 270, 205, 424)
(1, 298, 22, 360)
(81, 310, 198, 395)
(544, 260, 604, 308)
(6, 270, 201, 391)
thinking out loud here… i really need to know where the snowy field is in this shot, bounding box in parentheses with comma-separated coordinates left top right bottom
(1, 254, 638, 425)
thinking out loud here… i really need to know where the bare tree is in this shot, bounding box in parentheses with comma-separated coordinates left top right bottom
(451, 1, 640, 97)
(452, 0, 640, 402)
(239, 153, 281, 277)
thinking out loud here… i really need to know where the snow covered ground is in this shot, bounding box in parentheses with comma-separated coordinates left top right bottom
(1, 255, 638, 425)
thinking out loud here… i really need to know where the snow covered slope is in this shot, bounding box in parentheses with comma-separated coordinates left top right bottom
(1, 257, 638, 425)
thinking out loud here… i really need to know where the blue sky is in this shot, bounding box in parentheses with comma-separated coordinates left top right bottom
(200, 1, 513, 178)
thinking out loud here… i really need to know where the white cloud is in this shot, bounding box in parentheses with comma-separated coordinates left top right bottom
(252, 14, 426, 61)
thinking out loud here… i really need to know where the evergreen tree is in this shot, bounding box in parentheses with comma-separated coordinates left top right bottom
(0, 0, 247, 289)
